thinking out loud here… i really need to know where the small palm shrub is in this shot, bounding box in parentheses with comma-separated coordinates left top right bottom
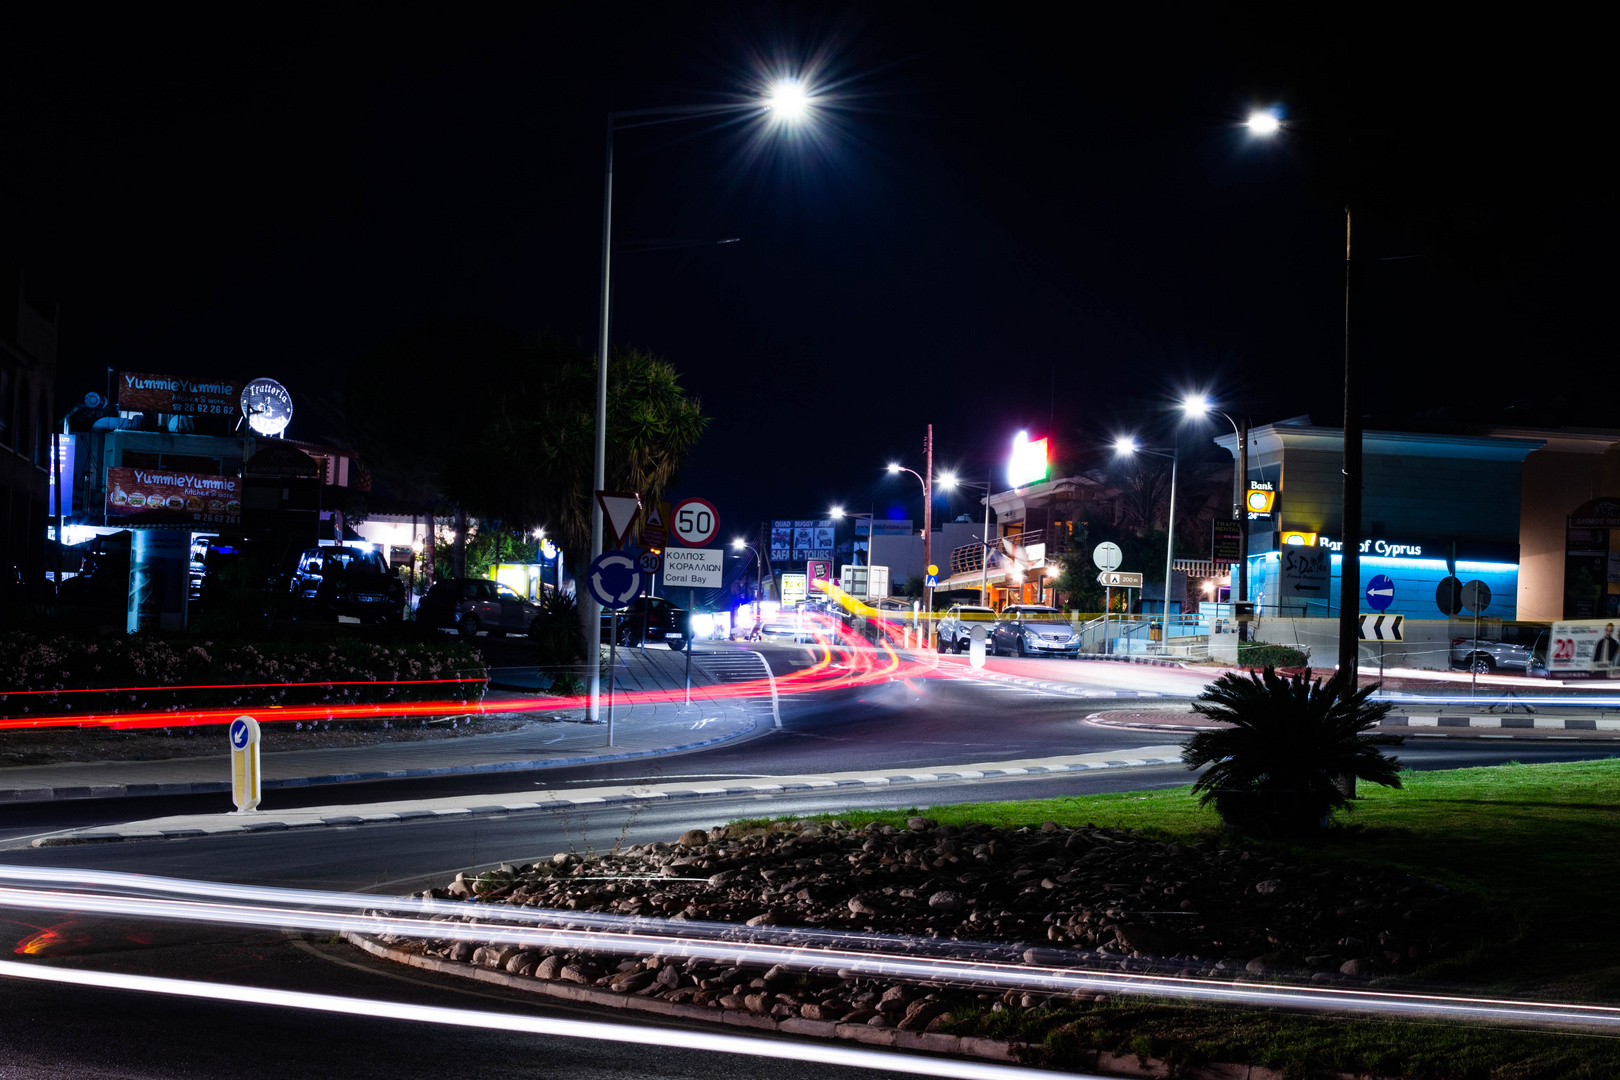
(529, 590, 583, 666)
(1182, 666, 1402, 837)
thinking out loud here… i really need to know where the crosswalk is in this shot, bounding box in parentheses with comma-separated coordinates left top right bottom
(692, 650, 781, 728)
(941, 669, 1173, 700)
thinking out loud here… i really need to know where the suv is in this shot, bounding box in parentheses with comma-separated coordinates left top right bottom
(419, 578, 543, 637)
(989, 605, 1081, 657)
(290, 545, 405, 623)
(605, 595, 691, 650)
(937, 603, 995, 653)
(1450, 623, 1549, 674)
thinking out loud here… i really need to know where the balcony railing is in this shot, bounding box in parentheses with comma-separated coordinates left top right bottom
(948, 527, 1064, 576)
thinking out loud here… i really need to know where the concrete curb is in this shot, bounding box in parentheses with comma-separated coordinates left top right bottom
(1087, 713, 1620, 738)
(341, 931, 1384, 1080)
(0, 725, 759, 807)
(30, 749, 1186, 845)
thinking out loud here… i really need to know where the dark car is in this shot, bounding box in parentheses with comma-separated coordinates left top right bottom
(989, 604, 1081, 657)
(290, 545, 405, 623)
(605, 595, 690, 650)
(418, 577, 543, 637)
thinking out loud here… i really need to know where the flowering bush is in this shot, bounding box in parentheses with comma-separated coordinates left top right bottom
(0, 631, 488, 719)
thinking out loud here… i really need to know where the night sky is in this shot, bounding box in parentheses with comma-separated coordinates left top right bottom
(3, 6, 1607, 536)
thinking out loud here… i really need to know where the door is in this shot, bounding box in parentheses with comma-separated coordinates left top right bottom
(494, 582, 528, 628)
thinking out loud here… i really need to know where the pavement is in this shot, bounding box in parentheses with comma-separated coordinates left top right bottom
(0, 645, 777, 805)
(26, 745, 1187, 845)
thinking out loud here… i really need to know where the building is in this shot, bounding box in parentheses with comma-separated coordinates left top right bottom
(1211, 415, 1620, 626)
(1, 273, 57, 593)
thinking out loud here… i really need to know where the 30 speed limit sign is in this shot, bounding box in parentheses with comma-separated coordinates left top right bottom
(670, 498, 719, 547)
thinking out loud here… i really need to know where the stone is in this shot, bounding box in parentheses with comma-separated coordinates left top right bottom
(839, 1008, 881, 1025)
(900, 1000, 951, 1030)
(718, 993, 748, 1009)
(867, 1014, 892, 1028)
(848, 895, 884, 916)
(744, 993, 771, 1013)
(1255, 879, 1286, 896)
(1340, 957, 1373, 977)
(927, 890, 965, 911)
(1246, 952, 1290, 975)
(559, 962, 602, 984)
(551, 852, 576, 865)
(800, 1002, 846, 1022)
(906, 817, 930, 831)
(746, 912, 779, 927)
(505, 950, 539, 975)
(656, 964, 682, 988)
(678, 829, 709, 847)
(535, 955, 565, 980)
(447, 940, 473, 962)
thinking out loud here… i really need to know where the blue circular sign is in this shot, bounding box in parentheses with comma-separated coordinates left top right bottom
(1365, 574, 1396, 611)
(588, 550, 643, 609)
(230, 717, 252, 750)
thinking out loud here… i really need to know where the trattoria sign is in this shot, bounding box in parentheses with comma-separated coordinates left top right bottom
(106, 467, 241, 526)
(117, 372, 243, 416)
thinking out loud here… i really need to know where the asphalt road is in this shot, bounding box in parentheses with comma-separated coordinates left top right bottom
(3, 651, 1616, 1078)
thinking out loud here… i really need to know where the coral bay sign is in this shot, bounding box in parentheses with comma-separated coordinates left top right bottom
(663, 547, 723, 589)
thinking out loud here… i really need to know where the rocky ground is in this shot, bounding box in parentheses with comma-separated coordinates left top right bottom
(389, 816, 1476, 1030)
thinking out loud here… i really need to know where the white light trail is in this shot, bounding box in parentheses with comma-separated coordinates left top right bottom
(4, 867, 1620, 1033)
(0, 959, 1104, 1080)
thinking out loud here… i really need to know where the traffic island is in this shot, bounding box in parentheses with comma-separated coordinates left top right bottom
(350, 758, 1620, 1078)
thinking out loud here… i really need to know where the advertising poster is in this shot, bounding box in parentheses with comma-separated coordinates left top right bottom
(118, 372, 242, 416)
(780, 572, 807, 607)
(106, 467, 241, 526)
(770, 522, 793, 560)
(1550, 619, 1620, 678)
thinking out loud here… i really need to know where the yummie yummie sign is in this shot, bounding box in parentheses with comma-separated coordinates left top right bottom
(106, 467, 241, 526)
(118, 371, 243, 416)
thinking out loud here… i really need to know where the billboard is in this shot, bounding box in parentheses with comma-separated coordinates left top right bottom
(118, 372, 242, 416)
(780, 572, 808, 607)
(106, 467, 241, 527)
(1212, 519, 1241, 561)
(770, 521, 793, 560)
(1008, 430, 1049, 487)
(1549, 620, 1620, 678)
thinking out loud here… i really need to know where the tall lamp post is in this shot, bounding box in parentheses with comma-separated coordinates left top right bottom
(731, 537, 763, 636)
(1245, 107, 1360, 679)
(1114, 437, 1180, 642)
(1180, 394, 1249, 638)
(937, 471, 994, 608)
(586, 80, 814, 720)
(887, 449, 934, 647)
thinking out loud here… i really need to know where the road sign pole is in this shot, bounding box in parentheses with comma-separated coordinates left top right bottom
(1104, 585, 1111, 656)
(607, 613, 618, 746)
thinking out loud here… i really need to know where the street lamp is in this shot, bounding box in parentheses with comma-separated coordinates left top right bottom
(586, 82, 815, 719)
(1246, 110, 1361, 678)
(1114, 437, 1180, 644)
(937, 470, 995, 606)
(887, 435, 936, 646)
(1179, 393, 1250, 636)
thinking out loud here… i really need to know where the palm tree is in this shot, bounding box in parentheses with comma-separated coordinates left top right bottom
(1182, 667, 1403, 836)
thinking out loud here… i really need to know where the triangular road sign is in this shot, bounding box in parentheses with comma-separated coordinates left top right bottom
(596, 490, 643, 549)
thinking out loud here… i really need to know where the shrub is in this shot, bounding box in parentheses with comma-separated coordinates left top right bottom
(529, 590, 583, 666)
(0, 630, 488, 719)
(1181, 666, 1402, 837)
(1236, 641, 1309, 669)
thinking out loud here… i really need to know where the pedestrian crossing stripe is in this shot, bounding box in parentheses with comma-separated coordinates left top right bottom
(1359, 613, 1404, 641)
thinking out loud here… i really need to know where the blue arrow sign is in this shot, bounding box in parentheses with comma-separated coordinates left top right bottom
(230, 717, 252, 750)
(588, 550, 643, 609)
(1365, 574, 1396, 611)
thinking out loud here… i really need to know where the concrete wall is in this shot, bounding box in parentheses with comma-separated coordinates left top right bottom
(1253, 616, 1458, 670)
(1517, 446, 1620, 622)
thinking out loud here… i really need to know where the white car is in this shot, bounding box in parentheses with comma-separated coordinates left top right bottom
(937, 603, 995, 653)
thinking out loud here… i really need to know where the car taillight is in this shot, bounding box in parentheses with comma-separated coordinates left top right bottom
(1452, 638, 1468, 645)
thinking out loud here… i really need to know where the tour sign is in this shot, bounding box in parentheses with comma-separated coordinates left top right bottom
(587, 550, 643, 609)
(671, 497, 719, 547)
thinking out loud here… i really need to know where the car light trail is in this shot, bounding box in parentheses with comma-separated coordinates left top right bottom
(3, 868, 1620, 1034)
(0, 959, 1105, 1080)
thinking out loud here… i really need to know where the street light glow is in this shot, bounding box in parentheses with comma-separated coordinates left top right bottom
(731, 537, 747, 551)
(937, 471, 958, 490)
(766, 79, 812, 121)
(1113, 436, 1139, 456)
(829, 506, 846, 519)
(886, 462, 901, 474)
(1245, 110, 1281, 136)
(1181, 393, 1210, 417)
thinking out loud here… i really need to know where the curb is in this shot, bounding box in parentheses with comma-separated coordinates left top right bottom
(30, 751, 1185, 845)
(0, 725, 759, 807)
(1087, 714, 1620, 738)
(341, 931, 1383, 1080)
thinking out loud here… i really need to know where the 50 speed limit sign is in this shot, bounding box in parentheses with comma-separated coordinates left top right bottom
(670, 498, 719, 547)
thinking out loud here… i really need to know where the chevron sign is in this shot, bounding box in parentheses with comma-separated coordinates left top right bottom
(1359, 613, 1404, 641)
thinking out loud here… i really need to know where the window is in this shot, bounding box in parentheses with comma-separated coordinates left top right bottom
(495, 583, 522, 600)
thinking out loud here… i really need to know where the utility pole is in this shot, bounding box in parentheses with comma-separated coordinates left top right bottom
(1337, 207, 1361, 682)
(1237, 413, 1250, 642)
(923, 423, 933, 648)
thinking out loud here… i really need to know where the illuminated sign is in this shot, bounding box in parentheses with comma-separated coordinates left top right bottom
(1318, 536, 1425, 558)
(1246, 481, 1276, 517)
(106, 467, 241, 526)
(1280, 530, 1318, 546)
(118, 371, 242, 416)
(241, 378, 293, 438)
(1007, 430, 1049, 487)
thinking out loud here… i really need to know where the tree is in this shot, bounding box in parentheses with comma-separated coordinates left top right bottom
(1181, 667, 1403, 837)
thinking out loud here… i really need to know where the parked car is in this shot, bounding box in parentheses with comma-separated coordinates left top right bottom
(936, 603, 995, 653)
(290, 545, 405, 623)
(989, 605, 1081, 657)
(605, 595, 690, 650)
(418, 577, 543, 637)
(1450, 623, 1549, 674)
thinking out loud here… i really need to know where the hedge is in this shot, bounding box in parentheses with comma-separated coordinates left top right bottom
(0, 631, 488, 720)
(1235, 641, 1311, 669)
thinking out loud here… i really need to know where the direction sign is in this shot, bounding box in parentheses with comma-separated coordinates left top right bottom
(228, 715, 261, 813)
(587, 550, 643, 609)
(1093, 542, 1122, 572)
(1279, 545, 1331, 606)
(664, 547, 724, 589)
(1365, 574, 1396, 611)
(1358, 613, 1405, 641)
(671, 497, 719, 547)
(637, 550, 662, 575)
(1097, 570, 1144, 588)
(596, 491, 643, 549)
(1436, 576, 1464, 616)
(1461, 579, 1491, 613)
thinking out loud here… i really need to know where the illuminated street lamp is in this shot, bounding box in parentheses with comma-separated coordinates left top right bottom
(938, 470, 995, 604)
(585, 80, 815, 718)
(1114, 436, 1180, 643)
(1245, 109, 1282, 136)
(1180, 393, 1249, 635)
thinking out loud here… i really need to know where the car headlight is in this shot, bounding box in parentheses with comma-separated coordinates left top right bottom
(1023, 629, 1039, 642)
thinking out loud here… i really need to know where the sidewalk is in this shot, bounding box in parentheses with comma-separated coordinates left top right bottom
(0, 646, 771, 805)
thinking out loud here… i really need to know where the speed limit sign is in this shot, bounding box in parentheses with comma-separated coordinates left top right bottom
(670, 498, 719, 547)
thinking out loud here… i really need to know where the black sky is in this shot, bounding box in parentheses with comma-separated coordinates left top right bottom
(2, 4, 1608, 534)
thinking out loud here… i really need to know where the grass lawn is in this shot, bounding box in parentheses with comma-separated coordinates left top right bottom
(754, 757, 1620, 1078)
